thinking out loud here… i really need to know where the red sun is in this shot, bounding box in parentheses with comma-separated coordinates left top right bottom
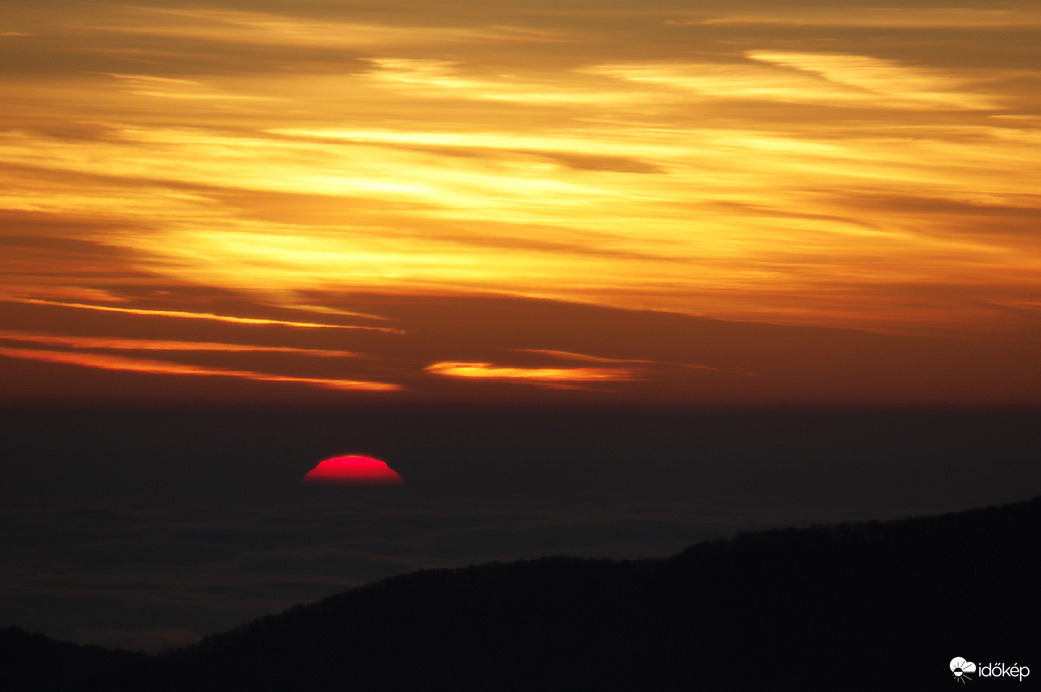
(303, 455, 402, 485)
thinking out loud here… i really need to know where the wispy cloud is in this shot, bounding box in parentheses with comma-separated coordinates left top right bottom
(517, 348, 709, 368)
(0, 346, 400, 391)
(425, 361, 640, 386)
(671, 8, 1041, 29)
(5, 298, 401, 333)
(361, 57, 659, 106)
(590, 51, 997, 110)
(510, 349, 761, 382)
(109, 7, 512, 51)
(0, 330, 360, 357)
(748, 51, 997, 110)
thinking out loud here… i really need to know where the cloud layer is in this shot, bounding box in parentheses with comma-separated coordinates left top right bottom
(2, 289, 1040, 404)
(2, 0, 1039, 349)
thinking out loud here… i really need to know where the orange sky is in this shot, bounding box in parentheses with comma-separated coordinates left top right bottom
(2, 0, 1040, 404)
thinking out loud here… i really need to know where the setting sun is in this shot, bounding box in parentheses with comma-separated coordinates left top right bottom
(303, 455, 403, 485)
(2, 2, 1039, 682)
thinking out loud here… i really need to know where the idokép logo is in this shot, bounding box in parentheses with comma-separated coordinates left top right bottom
(951, 657, 1031, 683)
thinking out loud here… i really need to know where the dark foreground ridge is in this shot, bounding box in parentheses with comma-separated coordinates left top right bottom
(3, 496, 1038, 691)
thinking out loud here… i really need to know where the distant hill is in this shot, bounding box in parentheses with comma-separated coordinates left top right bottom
(0, 628, 150, 692)
(4, 496, 1038, 690)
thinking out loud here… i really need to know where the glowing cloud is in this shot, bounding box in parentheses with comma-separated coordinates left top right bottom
(8, 298, 400, 333)
(517, 348, 716, 370)
(425, 361, 639, 383)
(0, 346, 400, 391)
(302, 455, 403, 485)
(0, 330, 358, 357)
(674, 8, 1041, 29)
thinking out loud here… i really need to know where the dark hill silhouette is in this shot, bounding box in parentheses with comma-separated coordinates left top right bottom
(0, 628, 150, 692)
(4, 496, 1038, 690)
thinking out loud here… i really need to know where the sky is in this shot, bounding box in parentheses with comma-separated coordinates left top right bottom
(3, 1, 1041, 652)
(2, 0, 1041, 405)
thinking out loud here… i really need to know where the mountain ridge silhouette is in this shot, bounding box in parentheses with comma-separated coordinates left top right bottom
(3, 495, 1037, 690)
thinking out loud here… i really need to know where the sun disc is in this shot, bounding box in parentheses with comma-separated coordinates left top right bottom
(303, 455, 402, 485)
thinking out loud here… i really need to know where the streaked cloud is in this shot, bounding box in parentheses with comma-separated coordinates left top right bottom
(107, 6, 521, 51)
(426, 361, 640, 385)
(0, 346, 400, 391)
(590, 51, 996, 110)
(361, 57, 659, 106)
(0, 330, 359, 358)
(5, 298, 400, 332)
(516, 349, 755, 377)
(672, 8, 1041, 29)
